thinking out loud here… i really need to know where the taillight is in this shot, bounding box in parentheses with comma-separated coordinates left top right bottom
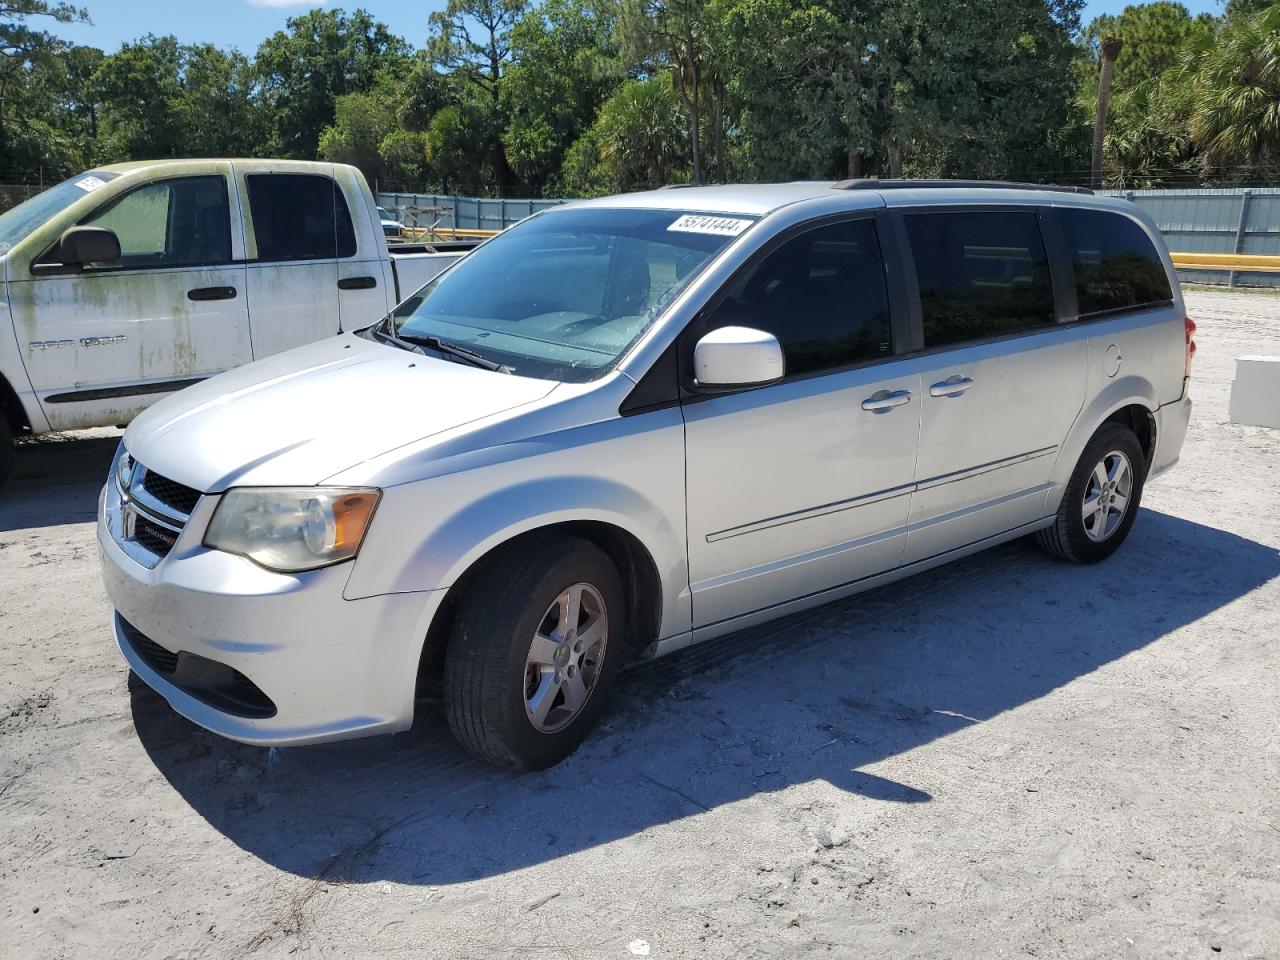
(1184, 316, 1197, 377)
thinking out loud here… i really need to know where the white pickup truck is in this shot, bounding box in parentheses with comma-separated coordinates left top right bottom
(0, 159, 471, 484)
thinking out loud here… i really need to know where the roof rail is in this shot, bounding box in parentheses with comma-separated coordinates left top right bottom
(831, 178, 1093, 195)
(658, 183, 696, 189)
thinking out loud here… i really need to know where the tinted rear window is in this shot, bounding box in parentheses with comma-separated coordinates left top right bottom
(906, 211, 1056, 348)
(246, 173, 356, 261)
(1060, 209, 1172, 317)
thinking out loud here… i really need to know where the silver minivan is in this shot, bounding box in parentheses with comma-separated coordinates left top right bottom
(98, 180, 1194, 769)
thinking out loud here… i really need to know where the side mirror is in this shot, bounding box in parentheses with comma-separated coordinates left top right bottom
(58, 226, 121, 266)
(693, 326, 785, 391)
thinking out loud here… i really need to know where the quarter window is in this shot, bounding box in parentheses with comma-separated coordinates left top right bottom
(704, 218, 892, 376)
(906, 211, 1055, 348)
(246, 174, 357, 261)
(1059, 209, 1172, 317)
(82, 176, 231, 269)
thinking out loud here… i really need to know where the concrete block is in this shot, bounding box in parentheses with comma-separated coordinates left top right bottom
(1229, 356, 1280, 429)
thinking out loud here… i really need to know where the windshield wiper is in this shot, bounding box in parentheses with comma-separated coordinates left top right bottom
(398, 332, 511, 373)
(373, 317, 510, 373)
(371, 318, 426, 355)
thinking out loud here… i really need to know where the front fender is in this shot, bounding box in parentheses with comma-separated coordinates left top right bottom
(341, 410, 692, 640)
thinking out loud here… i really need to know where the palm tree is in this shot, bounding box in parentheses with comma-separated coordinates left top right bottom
(1092, 36, 1124, 189)
(1190, 5, 1280, 173)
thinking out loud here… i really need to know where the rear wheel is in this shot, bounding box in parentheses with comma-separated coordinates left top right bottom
(444, 535, 625, 769)
(1036, 422, 1146, 564)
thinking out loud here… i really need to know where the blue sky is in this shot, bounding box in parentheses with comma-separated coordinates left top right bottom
(46, 0, 1227, 54)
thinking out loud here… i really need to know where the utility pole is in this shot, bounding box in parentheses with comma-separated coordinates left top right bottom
(1092, 36, 1123, 191)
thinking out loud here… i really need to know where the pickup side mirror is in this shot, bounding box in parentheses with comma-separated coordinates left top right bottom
(58, 226, 121, 266)
(692, 326, 785, 392)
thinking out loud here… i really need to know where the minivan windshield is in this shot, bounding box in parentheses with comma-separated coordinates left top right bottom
(387, 207, 756, 381)
(0, 171, 120, 254)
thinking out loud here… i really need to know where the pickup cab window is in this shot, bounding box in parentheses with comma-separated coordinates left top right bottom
(388, 208, 754, 381)
(246, 173, 356, 261)
(82, 176, 231, 269)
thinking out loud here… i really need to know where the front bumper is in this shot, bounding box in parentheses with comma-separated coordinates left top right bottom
(98, 484, 443, 746)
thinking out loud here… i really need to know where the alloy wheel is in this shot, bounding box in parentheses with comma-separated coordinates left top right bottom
(1082, 449, 1133, 542)
(523, 582, 608, 733)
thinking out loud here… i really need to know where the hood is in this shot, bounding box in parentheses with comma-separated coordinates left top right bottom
(124, 334, 558, 492)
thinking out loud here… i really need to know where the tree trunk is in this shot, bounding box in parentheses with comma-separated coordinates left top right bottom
(847, 148, 862, 179)
(712, 76, 726, 181)
(886, 137, 903, 178)
(688, 49, 703, 185)
(1092, 37, 1123, 190)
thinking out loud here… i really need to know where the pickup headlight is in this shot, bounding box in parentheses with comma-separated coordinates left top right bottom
(204, 487, 381, 572)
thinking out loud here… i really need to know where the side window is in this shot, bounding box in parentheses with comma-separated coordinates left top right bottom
(905, 210, 1055, 348)
(245, 174, 357, 262)
(1059, 209, 1173, 317)
(82, 176, 231, 269)
(705, 218, 892, 377)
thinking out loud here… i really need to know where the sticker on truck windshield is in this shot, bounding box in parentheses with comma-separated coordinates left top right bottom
(74, 176, 108, 192)
(667, 214, 753, 237)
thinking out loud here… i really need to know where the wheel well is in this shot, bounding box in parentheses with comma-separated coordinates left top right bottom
(1103, 404, 1156, 472)
(0, 373, 32, 436)
(414, 521, 663, 702)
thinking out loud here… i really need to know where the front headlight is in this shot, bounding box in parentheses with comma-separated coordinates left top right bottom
(112, 441, 133, 492)
(204, 487, 381, 572)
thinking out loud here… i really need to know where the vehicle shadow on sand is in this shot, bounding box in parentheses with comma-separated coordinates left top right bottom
(129, 508, 1280, 886)
(0, 432, 118, 532)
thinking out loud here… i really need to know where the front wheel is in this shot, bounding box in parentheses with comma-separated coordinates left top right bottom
(444, 535, 625, 769)
(1036, 422, 1146, 564)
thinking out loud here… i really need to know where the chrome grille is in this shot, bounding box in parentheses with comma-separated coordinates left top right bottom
(140, 471, 201, 516)
(114, 457, 203, 565)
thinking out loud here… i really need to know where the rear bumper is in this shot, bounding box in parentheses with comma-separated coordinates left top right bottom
(1150, 392, 1193, 479)
(98, 485, 443, 746)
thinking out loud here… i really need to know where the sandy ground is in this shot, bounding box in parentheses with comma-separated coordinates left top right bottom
(1, 290, 1277, 960)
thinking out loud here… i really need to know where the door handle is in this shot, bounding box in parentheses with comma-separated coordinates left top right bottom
(929, 376, 975, 398)
(338, 276, 377, 290)
(187, 286, 237, 302)
(861, 389, 912, 412)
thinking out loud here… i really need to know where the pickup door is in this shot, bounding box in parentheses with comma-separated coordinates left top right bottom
(235, 164, 391, 358)
(7, 166, 252, 431)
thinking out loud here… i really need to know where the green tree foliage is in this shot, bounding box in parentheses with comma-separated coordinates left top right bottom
(502, 0, 618, 192)
(578, 73, 687, 191)
(0, 1, 87, 176)
(255, 7, 411, 159)
(1083, 2, 1215, 94)
(428, 0, 529, 192)
(1096, 3, 1280, 185)
(1190, 4, 1280, 174)
(5, 0, 1280, 196)
(722, 0, 1083, 182)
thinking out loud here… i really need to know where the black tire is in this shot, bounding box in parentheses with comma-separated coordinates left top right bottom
(1036, 422, 1146, 564)
(444, 534, 626, 769)
(0, 417, 13, 489)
